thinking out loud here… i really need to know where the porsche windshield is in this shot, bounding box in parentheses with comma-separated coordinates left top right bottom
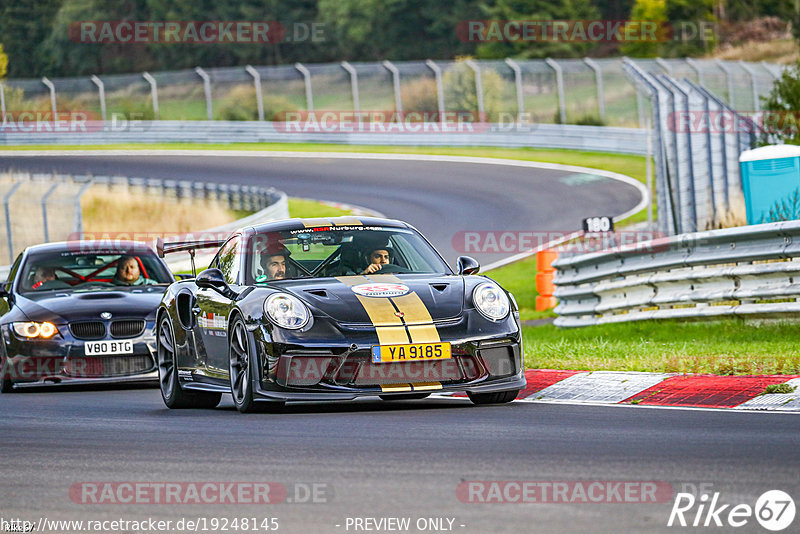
(18, 250, 173, 294)
(247, 226, 451, 282)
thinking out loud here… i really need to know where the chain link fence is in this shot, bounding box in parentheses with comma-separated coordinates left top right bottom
(0, 172, 286, 265)
(0, 58, 785, 128)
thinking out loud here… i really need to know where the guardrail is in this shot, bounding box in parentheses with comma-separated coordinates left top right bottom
(0, 171, 287, 268)
(552, 221, 800, 327)
(0, 121, 649, 155)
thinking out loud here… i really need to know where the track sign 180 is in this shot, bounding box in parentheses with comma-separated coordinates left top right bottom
(582, 216, 613, 233)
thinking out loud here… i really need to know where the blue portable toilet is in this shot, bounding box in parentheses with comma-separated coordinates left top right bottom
(740, 144, 800, 224)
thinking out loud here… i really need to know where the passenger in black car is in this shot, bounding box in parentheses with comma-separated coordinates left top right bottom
(114, 256, 155, 286)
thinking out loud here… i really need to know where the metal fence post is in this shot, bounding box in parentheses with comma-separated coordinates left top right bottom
(655, 58, 673, 77)
(715, 59, 736, 106)
(41, 77, 57, 117)
(0, 84, 6, 117)
(382, 60, 402, 120)
(583, 57, 605, 121)
(142, 72, 159, 120)
(4, 182, 23, 263)
(545, 58, 566, 124)
(425, 60, 445, 124)
(685, 58, 704, 86)
(90, 75, 107, 122)
(504, 58, 525, 122)
(636, 89, 646, 128)
(72, 180, 94, 233)
(194, 67, 213, 120)
(656, 76, 698, 233)
(244, 65, 264, 121)
(341, 61, 360, 113)
(464, 59, 485, 120)
(41, 182, 60, 243)
(294, 62, 314, 112)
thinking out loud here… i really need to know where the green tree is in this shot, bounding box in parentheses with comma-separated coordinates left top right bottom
(0, 44, 8, 78)
(0, 0, 64, 77)
(620, 0, 667, 57)
(474, 0, 601, 59)
(760, 60, 800, 146)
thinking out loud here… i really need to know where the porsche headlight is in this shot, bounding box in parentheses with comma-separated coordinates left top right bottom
(264, 293, 310, 330)
(473, 282, 510, 321)
(12, 321, 58, 339)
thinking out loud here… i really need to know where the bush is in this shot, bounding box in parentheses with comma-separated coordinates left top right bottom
(400, 77, 439, 117)
(442, 59, 504, 121)
(215, 85, 294, 121)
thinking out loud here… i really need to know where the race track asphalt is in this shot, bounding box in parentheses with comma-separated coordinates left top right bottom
(0, 153, 642, 267)
(1, 153, 796, 534)
(0, 388, 797, 534)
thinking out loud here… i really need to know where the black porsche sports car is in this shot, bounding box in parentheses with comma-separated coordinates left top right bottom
(0, 241, 175, 391)
(156, 217, 525, 412)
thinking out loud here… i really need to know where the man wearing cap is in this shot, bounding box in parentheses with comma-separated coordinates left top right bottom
(259, 240, 291, 281)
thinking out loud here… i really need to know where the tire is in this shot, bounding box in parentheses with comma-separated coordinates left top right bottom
(157, 314, 221, 409)
(0, 349, 14, 393)
(467, 389, 519, 405)
(0, 364, 14, 393)
(229, 317, 285, 414)
(379, 393, 431, 401)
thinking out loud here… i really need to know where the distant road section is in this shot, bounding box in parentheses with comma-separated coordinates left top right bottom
(0, 152, 643, 267)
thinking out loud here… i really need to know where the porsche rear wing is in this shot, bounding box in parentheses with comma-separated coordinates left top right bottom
(155, 237, 226, 277)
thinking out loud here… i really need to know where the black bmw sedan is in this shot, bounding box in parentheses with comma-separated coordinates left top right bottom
(0, 241, 174, 391)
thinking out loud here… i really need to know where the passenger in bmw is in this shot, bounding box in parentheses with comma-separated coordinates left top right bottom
(113, 256, 155, 286)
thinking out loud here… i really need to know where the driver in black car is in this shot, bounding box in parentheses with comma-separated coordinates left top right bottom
(361, 247, 391, 275)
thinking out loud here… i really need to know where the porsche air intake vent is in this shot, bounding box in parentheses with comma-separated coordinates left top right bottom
(110, 320, 146, 338)
(70, 322, 106, 340)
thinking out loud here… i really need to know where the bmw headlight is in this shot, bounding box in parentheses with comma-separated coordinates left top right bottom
(264, 293, 310, 330)
(473, 282, 510, 321)
(12, 321, 58, 339)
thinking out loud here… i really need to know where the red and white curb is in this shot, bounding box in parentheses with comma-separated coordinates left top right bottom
(442, 370, 800, 411)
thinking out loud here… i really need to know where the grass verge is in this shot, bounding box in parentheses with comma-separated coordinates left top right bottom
(523, 319, 800, 375)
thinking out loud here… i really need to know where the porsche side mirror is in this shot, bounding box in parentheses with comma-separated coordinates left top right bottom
(457, 256, 480, 276)
(196, 268, 228, 291)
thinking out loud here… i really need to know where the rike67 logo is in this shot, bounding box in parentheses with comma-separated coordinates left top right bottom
(668, 490, 795, 531)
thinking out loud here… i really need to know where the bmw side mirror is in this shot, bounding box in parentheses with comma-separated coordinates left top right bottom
(196, 268, 228, 291)
(457, 256, 480, 276)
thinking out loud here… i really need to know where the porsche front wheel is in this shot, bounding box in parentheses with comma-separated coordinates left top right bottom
(158, 314, 221, 409)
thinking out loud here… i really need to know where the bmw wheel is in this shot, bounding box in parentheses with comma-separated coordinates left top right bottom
(158, 314, 220, 409)
(0, 353, 14, 393)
